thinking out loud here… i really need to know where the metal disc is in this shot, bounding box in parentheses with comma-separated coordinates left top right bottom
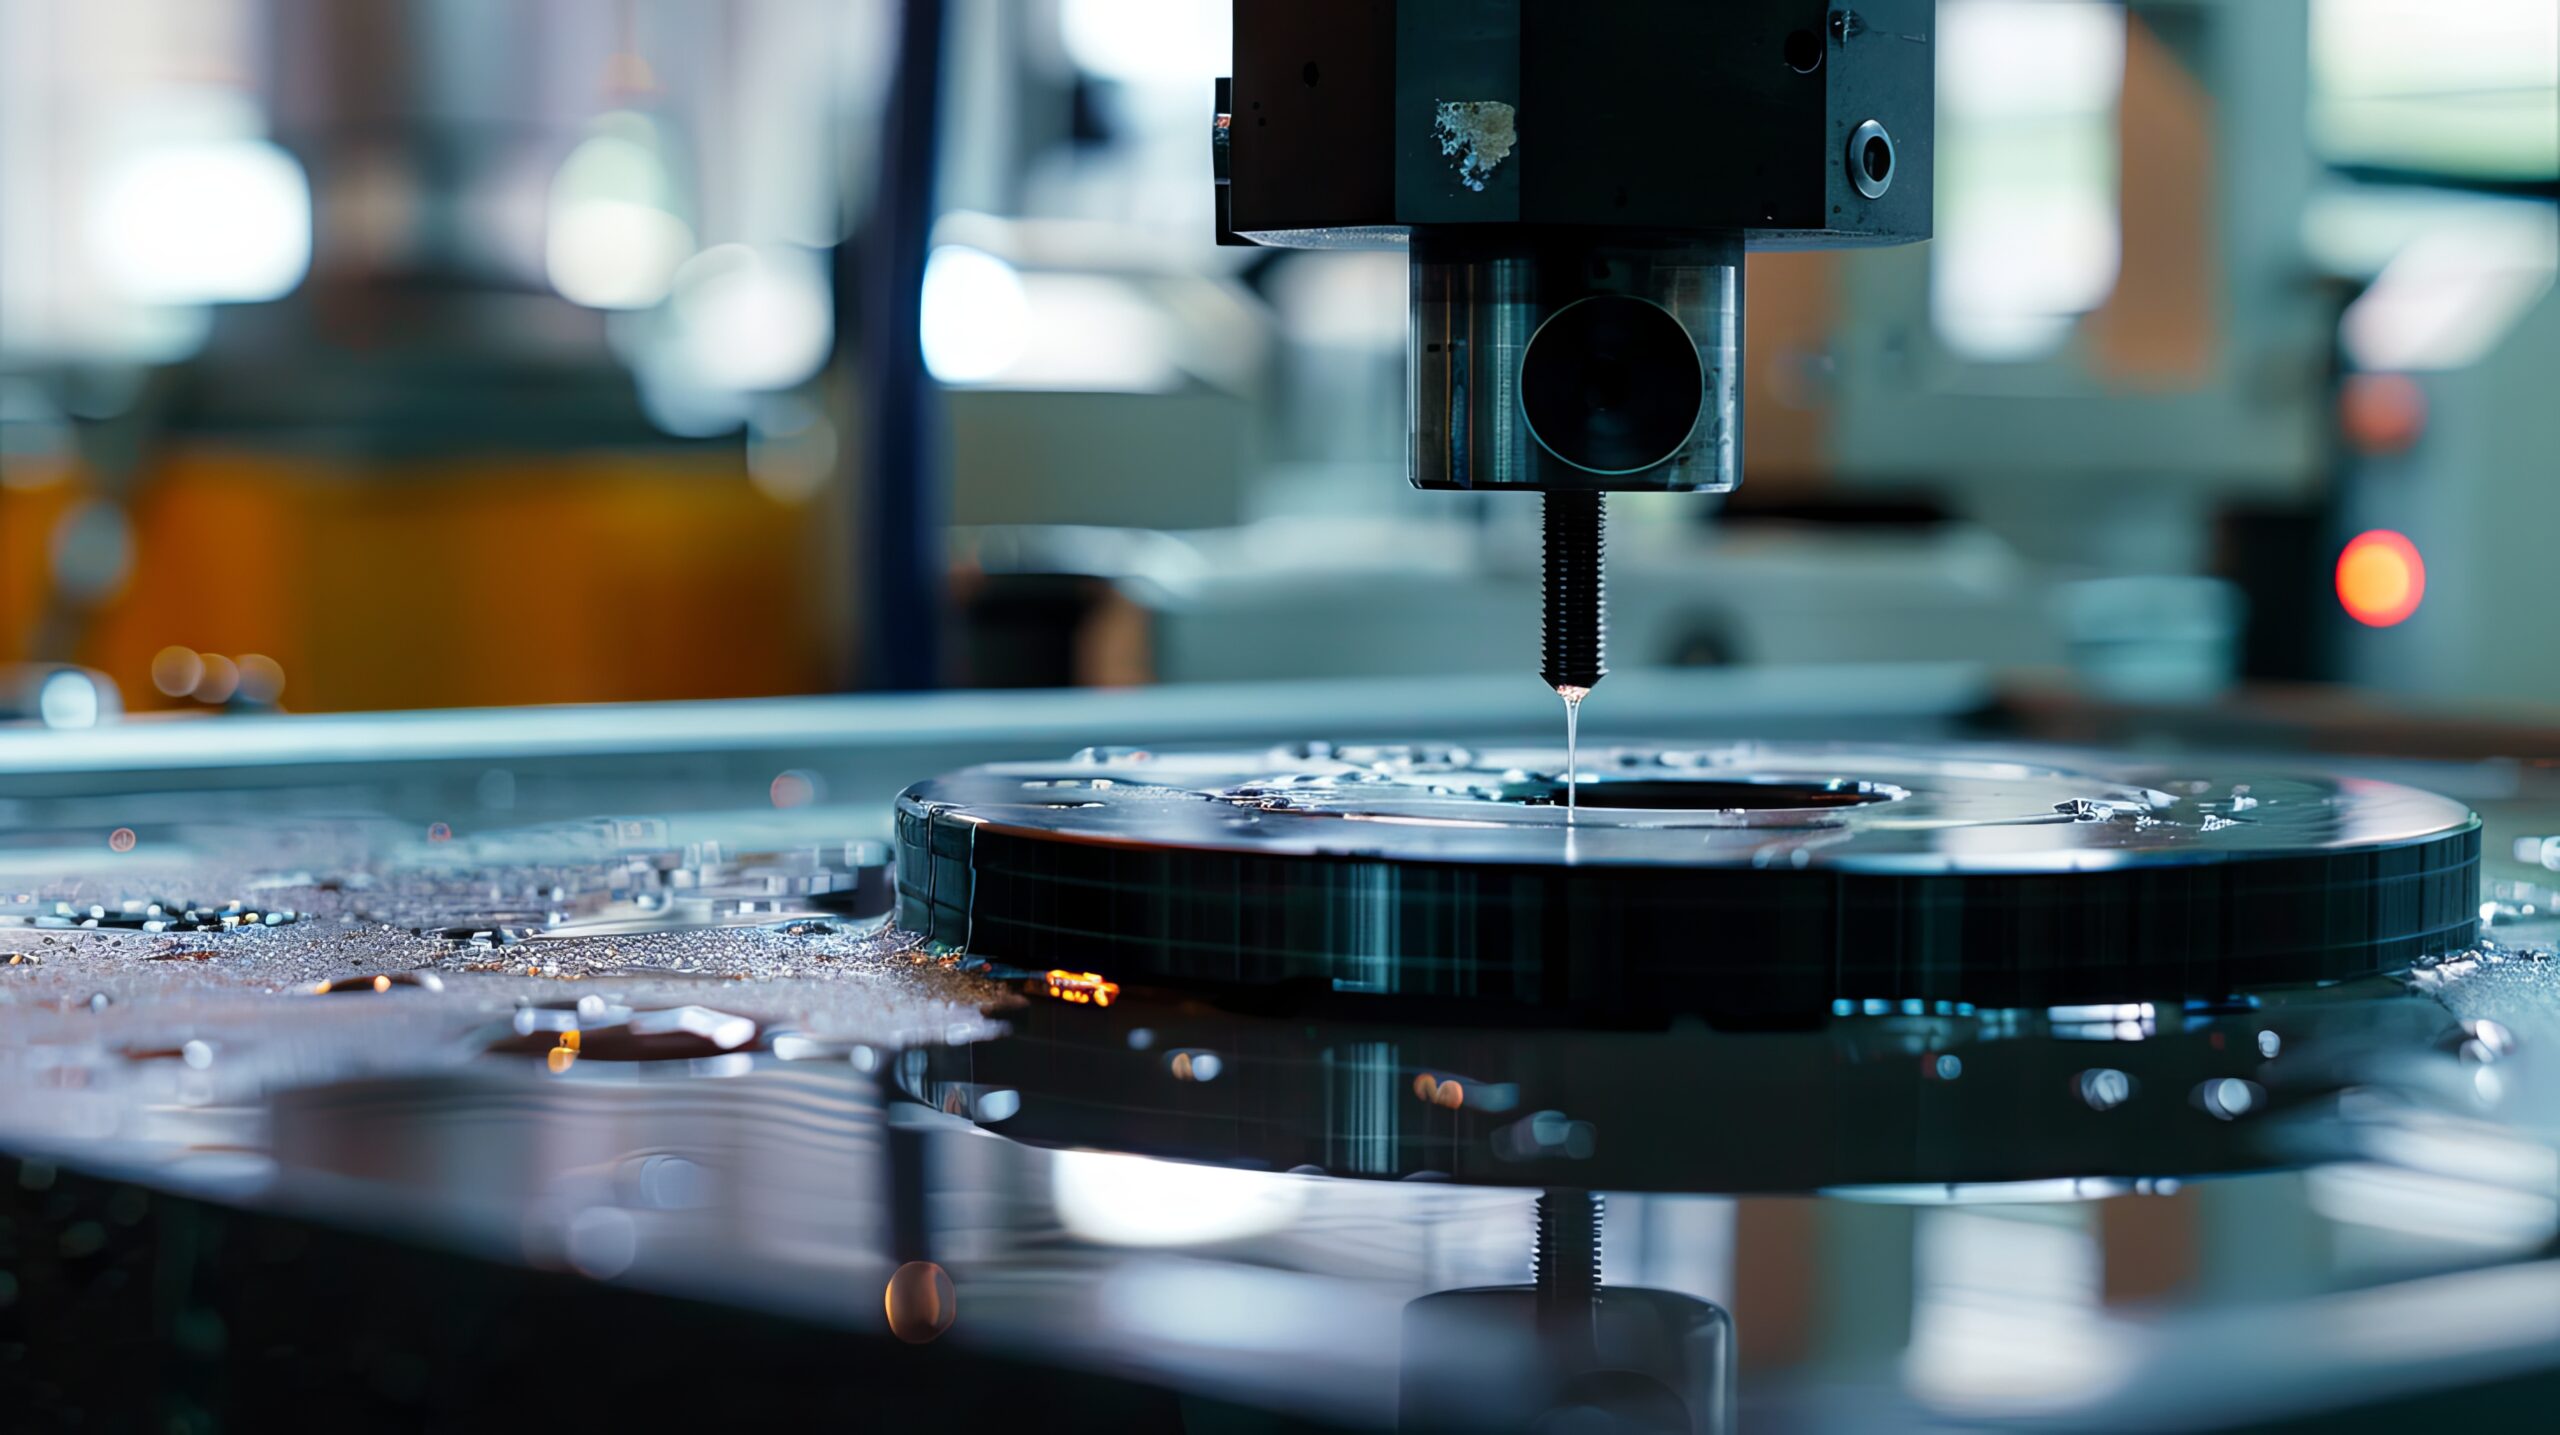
(895, 742, 2479, 1026)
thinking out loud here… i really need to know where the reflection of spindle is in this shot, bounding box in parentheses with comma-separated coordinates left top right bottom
(1403, 1185, 1731, 1430)
(1532, 1189, 1602, 1361)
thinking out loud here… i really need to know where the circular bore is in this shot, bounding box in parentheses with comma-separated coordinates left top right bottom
(1535, 776, 1894, 810)
(1518, 295, 1706, 475)
(1848, 118, 1895, 199)
(896, 743, 2479, 1027)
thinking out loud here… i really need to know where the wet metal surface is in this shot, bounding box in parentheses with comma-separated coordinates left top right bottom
(0, 725, 2556, 1429)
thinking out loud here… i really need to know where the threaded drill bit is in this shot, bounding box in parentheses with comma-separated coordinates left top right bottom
(1541, 492, 1607, 695)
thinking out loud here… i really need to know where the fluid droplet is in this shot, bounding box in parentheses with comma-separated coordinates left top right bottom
(1557, 686, 1588, 821)
(886, 1260, 955, 1343)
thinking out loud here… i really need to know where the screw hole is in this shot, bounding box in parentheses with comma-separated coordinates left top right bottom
(1784, 29, 1823, 73)
(1848, 119, 1895, 198)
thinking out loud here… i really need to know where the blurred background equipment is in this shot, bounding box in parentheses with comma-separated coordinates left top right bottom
(0, 0, 2548, 713)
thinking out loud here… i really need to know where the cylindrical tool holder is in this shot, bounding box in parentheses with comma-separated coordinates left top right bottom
(1409, 231, 1742, 495)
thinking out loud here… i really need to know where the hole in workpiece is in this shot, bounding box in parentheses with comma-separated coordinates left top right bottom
(1517, 778, 1901, 811)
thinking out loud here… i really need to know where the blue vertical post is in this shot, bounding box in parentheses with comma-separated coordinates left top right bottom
(856, 0, 947, 691)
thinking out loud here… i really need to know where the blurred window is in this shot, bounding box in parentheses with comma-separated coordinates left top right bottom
(2312, 0, 2560, 184)
(1931, 1, 2130, 363)
(0, 0, 287, 366)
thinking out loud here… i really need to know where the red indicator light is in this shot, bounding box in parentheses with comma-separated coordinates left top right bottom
(2336, 530, 2424, 628)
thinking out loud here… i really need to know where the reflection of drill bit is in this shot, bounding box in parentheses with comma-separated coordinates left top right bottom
(1541, 492, 1607, 696)
(1533, 1189, 1602, 1360)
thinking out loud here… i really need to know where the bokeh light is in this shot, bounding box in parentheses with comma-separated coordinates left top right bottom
(150, 646, 205, 698)
(2196, 1076, 2264, 1121)
(919, 245, 1028, 383)
(236, 654, 287, 704)
(35, 669, 103, 729)
(93, 137, 312, 306)
(2339, 371, 2427, 454)
(194, 654, 241, 704)
(665, 244, 833, 393)
(2336, 529, 2426, 627)
(545, 113, 695, 310)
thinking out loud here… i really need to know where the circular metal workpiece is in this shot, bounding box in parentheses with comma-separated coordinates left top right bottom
(896, 743, 2478, 1026)
(1848, 118, 1895, 199)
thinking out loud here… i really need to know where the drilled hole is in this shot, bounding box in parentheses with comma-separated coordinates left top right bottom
(1519, 778, 1897, 811)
